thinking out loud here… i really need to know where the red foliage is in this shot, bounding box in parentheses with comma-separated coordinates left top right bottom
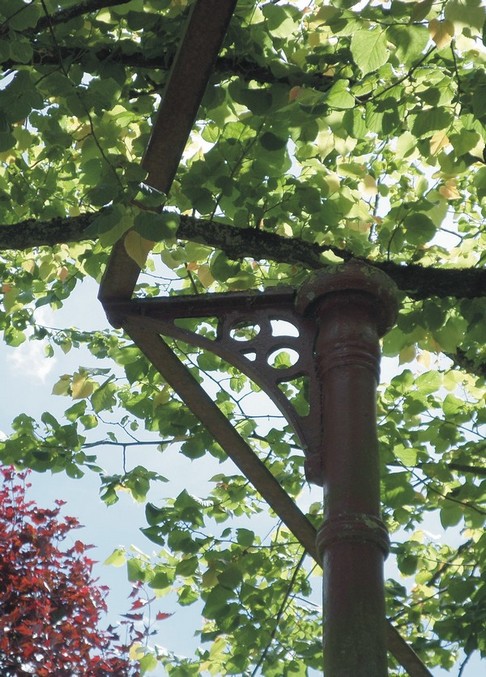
(0, 466, 139, 676)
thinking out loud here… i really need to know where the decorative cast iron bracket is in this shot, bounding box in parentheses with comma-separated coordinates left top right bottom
(102, 261, 397, 488)
(104, 285, 323, 483)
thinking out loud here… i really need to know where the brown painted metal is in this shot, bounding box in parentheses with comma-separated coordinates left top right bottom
(296, 262, 398, 676)
(142, 0, 238, 191)
(98, 235, 142, 304)
(98, 0, 238, 305)
(387, 625, 433, 677)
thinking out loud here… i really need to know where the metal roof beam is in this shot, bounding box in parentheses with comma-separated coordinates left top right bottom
(142, 0, 238, 192)
(99, 0, 237, 304)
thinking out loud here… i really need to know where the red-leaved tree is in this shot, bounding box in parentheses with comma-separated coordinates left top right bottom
(0, 466, 140, 676)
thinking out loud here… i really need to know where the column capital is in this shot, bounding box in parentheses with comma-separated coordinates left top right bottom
(295, 260, 399, 337)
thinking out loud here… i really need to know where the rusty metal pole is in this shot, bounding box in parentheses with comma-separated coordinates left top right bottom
(296, 262, 398, 676)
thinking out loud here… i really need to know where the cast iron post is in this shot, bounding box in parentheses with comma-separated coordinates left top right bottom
(296, 263, 398, 676)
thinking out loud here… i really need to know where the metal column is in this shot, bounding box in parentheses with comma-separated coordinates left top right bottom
(297, 264, 398, 676)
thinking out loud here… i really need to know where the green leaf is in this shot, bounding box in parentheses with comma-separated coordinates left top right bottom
(394, 445, 418, 466)
(259, 131, 287, 151)
(398, 554, 418, 575)
(440, 504, 463, 528)
(41, 412, 59, 429)
(134, 210, 179, 240)
(445, 0, 485, 33)
(52, 375, 71, 396)
(4, 327, 26, 346)
(326, 80, 355, 109)
(228, 83, 273, 115)
(0, 132, 15, 152)
(0, 114, 9, 135)
(178, 585, 199, 606)
(262, 3, 298, 38)
(64, 401, 87, 422)
(140, 526, 166, 547)
(387, 25, 429, 64)
(89, 205, 133, 246)
(203, 584, 233, 619)
(218, 564, 243, 590)
(442, 393, 464, 416)
(433, 317, 466, 351)
(127, 557, 146, 582)
(181, 435, 206, 459)
(210, 251, 240, 282)
(473, 166, 486, 199)
(91, 380, 117, 413)
(104, 547, 126, 567)
(415, 370, 442, 394)
(0, 40, 10, 63)
(145, 502, 168, 526)
(403, 213, 436, 245)
(85, 206, 122, 236)
(412, 0, 434, 21)
(140, 652, 158, 674)
(9, 4, 41, 30)
(412, 108, 454, 138)
(87, 183, 120, 208)
(176, 556, 199, 577)
(9, 39, 33, 64)
(168, 528, 200, 554)
(236, 528, 255, 546)
(79, 414, 97, 429)
(450, 128, 481, 156)
(148, 570, 171, 589)
(350, 29, 389, 75)
(88, 78, 122, 111)
(174, 489, 202, 511)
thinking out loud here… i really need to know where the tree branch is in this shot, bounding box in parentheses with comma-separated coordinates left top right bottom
(4, 42, 333, 93)
(426, 540, 473, 588)
(448, 463, 486, 477)
(0, 0, 132, 39)
(215, 54, 334, 91)
(34, 0, 132, 32)
(1, 211, 485, 303)
(0, 212, 96, 250)
(176, 215, 486, 300)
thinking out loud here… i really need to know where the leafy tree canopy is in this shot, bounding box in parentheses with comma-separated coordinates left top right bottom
(0, 0, 485, 674)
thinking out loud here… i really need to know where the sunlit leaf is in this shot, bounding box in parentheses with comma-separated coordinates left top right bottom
(124, 230, 154, 268)
(350, 29, 389, 75)
(428, 19, 455, 49)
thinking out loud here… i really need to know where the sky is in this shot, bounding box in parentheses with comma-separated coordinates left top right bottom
(0, 272, 484, 676)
